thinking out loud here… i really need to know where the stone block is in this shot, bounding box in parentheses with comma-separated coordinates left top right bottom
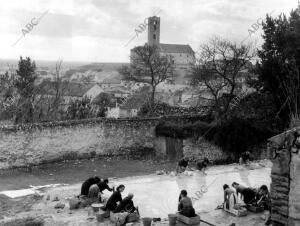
(271, 150, 291, 176)
(287, 218, 300, 226)
(176, 214, 200, 225)
(271, 213, 288, 225)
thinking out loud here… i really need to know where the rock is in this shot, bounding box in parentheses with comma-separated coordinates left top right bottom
(54, 203, 65, 209)
(46, 195, 50, 200)
(156, 170, 164, 175)
(169, 171, 176, 176)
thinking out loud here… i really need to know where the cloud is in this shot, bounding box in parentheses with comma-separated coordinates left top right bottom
(0, 0, 297, 62)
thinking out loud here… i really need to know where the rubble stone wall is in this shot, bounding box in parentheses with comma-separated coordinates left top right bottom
(268, 127, 300, 226)
(0, 118, 161, 170)
(183, 138, 269, 163)
(183, 138, 229, 162)
(0, 115, 214, 170)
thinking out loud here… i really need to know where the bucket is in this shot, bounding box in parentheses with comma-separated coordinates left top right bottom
(168, 214, 177, 226)
(96, 213, 105, 222)
(142, 217, 152, 226)
(91, 203, 103, 213)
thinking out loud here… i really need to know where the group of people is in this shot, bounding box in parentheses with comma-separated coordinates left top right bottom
(223, 182, 271, 225)
(80, 176, 114, 202)
(230, 182, 270, 210)
(79, 155, 271, 225)
(176, 156, 210, 173)
(80, 176, 139, 225)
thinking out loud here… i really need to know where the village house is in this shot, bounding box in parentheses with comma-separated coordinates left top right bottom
(37, 81, 104, 107)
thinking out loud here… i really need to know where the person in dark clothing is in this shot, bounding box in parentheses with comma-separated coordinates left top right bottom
(254, 185, 271, 210)
(232, 182, 257, 204)
(255, 185, 272, 225)
(197, 158, 209, 171)
(80, 176, 101, 196)
(178, 190, 196, 217)
(241, 151, 251, 164)
(105, 184, 125, 211)
(114, 193, 136, 213)
(98, 178, 114, 193)
(177, 157, 189, 173)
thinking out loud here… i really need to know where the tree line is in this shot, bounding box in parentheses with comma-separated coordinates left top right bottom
(0, 58, 113, 124)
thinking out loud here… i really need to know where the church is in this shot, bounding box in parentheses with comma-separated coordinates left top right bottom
(131, 16, 195, 81)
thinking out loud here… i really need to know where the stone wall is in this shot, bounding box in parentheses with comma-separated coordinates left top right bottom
(183, 137, 270, 163)
(0, 118, 161, 170)
(268, 127, 300, 226)
(183, 137, 230, 163)
(0, 115, 214, 170)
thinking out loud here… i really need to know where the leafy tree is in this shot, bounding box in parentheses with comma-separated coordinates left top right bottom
(92, 92, 114, 117)
(66, 97, 94, 120)
(0, 71, 18, 120)
(119, 44, 175, 105)
(14, 57, 37, 123)
(92, 92, 113, 107)
(256, 10, 300, 126)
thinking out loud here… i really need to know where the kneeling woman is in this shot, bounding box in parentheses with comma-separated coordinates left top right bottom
(178, 190, 196, 217)
(105, 185, 125, 211)
(223, 184, 238, 210)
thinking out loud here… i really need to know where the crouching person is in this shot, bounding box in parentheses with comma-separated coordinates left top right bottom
(196, 158, 209, 172)
(178, 190, 196, 217)
(115, 193, 136, 213)
(223, 184, 238, 211)
(176, 157, 189, 174)
(115, 193, 140, 224)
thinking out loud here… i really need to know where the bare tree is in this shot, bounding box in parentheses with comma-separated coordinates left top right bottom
(191, 37, 255, 115)
(119, 44, 175, 105)
(34, 60, 69, 121)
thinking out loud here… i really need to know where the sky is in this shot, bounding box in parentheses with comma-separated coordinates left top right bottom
(0, 0, 297, 63)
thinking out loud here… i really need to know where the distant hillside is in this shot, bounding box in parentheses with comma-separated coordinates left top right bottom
(79, 63, 128, 71)
(63, 62, 129, 82)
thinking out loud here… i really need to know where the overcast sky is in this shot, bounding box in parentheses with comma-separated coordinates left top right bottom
(0, 0, 297, 63)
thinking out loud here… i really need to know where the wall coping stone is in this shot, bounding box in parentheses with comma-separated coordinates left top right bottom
(0, 114, 206, 133)
(268, 126, 300, 146)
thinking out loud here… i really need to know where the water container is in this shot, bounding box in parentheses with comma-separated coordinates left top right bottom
(142, 217, 152, 226)
(168, 214, 177, 226)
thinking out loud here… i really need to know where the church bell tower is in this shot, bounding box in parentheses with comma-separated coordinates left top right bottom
(148, 16, 160, 46)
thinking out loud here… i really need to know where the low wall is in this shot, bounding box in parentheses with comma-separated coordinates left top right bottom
(183, 137, 230, 163)
(268, 127, 300, 226)
(0, 118, 162, 170)
(183, 137, 269, 163)
(0, 115, 242, 170)
(0, 115, 210, 170)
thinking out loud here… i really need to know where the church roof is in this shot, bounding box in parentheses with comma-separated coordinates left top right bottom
(159, 43, 194, 55)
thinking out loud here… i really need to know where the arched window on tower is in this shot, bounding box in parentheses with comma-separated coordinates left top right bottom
(154, 25, 156, 30)
(153, 34, 156, 40)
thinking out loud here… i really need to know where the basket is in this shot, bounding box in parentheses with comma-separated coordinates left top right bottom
(247, 205, 264, 213)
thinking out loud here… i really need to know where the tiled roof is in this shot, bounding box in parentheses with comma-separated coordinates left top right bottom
(37, 81, 96, 97)
(159, 44, 194, 54)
